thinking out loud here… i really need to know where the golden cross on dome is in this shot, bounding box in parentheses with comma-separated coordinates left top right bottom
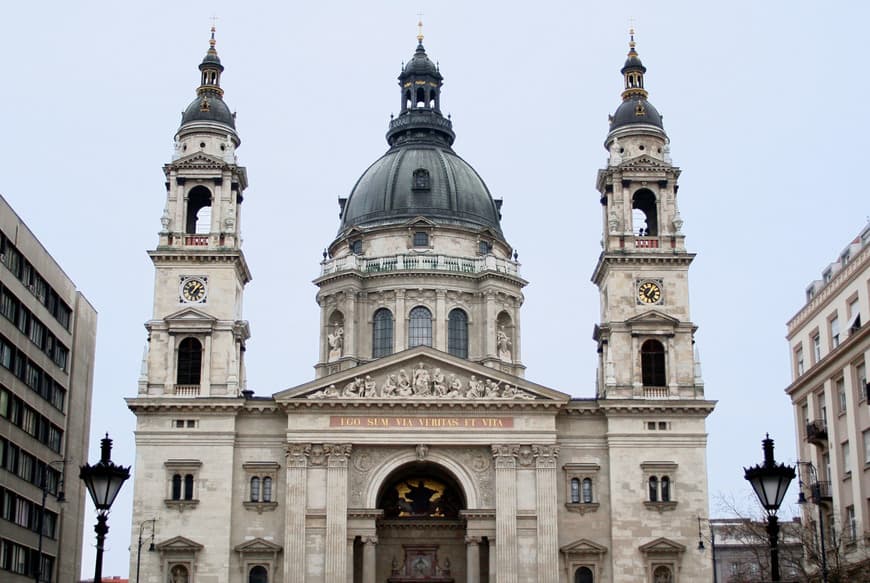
(417, 12, 424, 43)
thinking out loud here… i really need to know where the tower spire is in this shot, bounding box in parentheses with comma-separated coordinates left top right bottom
(621, 27, 648, 101)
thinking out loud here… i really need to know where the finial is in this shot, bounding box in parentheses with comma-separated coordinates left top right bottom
(209, 15, 219, 49)
(417, 13, 424, 43)
(628, 25, 637, 53)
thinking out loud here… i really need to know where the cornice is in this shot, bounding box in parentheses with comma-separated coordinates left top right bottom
(126, 397, 246, 414)
(315, 269, 527, 289)
(148, 248, 253, 284)
(597, 399, 716, 416)
(279, 399, 564, 412)
(592, 252, 695, 285)
(785, 323, 870, 397)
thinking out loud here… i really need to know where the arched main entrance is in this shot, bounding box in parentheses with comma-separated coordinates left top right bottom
(363, 462, 486, 583)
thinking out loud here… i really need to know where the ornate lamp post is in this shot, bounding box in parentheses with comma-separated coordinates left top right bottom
(79, 434, 130, 583)
(743, 434, 795, 582)
(135, 518, 157, 583)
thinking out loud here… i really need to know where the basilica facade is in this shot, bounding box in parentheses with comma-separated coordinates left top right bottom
(127, 28, 715, 583)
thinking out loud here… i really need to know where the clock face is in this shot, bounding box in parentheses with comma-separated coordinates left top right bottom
(181, 277, 207, 303)
(638, 281, 662, 304)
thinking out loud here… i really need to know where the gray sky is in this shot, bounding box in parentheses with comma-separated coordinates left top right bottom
(1, 1, 866, 578)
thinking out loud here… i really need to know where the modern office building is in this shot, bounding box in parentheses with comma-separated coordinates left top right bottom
(0, 195, 98, 582)
(787, 221, 870, 579)
(127, 29, 715, 583)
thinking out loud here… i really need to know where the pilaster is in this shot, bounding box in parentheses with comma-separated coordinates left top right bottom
(533, 445, 559, 583)
(491, 444, 519, 583)
(325, 443, 352, 583)
(285, 444, 310, 583)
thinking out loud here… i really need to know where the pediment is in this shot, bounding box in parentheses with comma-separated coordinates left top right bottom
(171, 152, 226, 169)
(561, 538, 608, 557)
(164, 307, 217, 323)
(625, 310, 680, 327)
(234, 538, 282, 553)
(156, 536, 203, 552)
(275, 346, 569, 403)
(638, 537, 686, 555)
(620, 155, 669, 169)
(405, 216, 438, 228)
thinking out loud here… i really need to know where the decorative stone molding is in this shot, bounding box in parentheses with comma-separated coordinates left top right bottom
(324, 443, 353, 467)
(532, 445, 560, 468)
(491, 445, 520, 469)
(306, 363, 536, 401)
(415, 444, 429, 460)
(643, 501, 678, 513)
(286, 443, 311, 467)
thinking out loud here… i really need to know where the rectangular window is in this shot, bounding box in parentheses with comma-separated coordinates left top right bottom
(847, 505, 857, 542)
(857, 362, 867, 401)
(0, 288, 15, 322)
(795, 346, 805, 376)
(823, 453, 832, 483)
(838, 378, 847, 413)
(864, 430, 870, 464)
(843, 441, 851, 474)
(813, 334, 822, 363)
(831, 315, 840, 348)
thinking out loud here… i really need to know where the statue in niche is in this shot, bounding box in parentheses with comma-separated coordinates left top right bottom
(327, 326, 343, 362)
(413, 363, 431, 396)
(609, 137, 622, 166)
(432, 368, 447, 395)
(496, 327, 512, 362)
(608, 210, 618, 234)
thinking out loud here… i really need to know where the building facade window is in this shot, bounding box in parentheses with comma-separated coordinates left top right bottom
(372, 308, 394, 358)
(408, 306, 432, 348)
(243, 461, 279, 512)
(250, 565, 269, 583)
(795, 346, 804, 376)
(837, 378, 847, 413)
(812, 334, 821, 363)
(176, 338, 203, 386)
(642, 462, 678, 509)
(842, 441, 851, 474)
(412, 168, 430, 190)
(582, 478, 593, 503)
(830, 315, 840, 348)
(570, 478, 580, 503)
(563, 463, 600, 513)
(652, 565, 673, 583)
(863, 430, 870, 464)
(164, 460, 201, 509)
(641, 339, 666, 387)
(413, 231, 429, 247)
(857, 361, 867, 401)
(447, 308, 468, 358)
(574, 566, 593, 583)
(847, 505, 857, 542)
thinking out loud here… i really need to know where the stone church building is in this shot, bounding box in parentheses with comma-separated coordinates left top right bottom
(128, 28, 715, 583)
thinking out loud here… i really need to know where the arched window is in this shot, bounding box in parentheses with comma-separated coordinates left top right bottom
(641, 339, 666, 387)
(648, 476, 658, 502)
(185, 186, 212, 234)
(262, 477, 272, 502)
(660, 476, 670, 502)
(574, 567, 594, 583)
(249, 566, 268, 583)
(372, 309, 394, 358)
(171, 474, 182, 500)
(250, 477, 260, 502)
(416, 87, 426, 107)
(409, 306, 432, 347)
(653, 566, 673, 583)
(582, 478, 593, 503)
(170, 565, 190, 583)
(177, 338, 203, 385)
(448, 309, 468, 358)
(632, 189, 658, 236)
(570, 478, 580, 503)
(183, 474, 194, 500)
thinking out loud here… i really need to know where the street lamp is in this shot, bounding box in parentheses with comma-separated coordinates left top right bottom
(696, 516, 718, 583)
(796, 461, 829, 583)
(744, 434, 796, 582)
(35, 459, 66, 583)
(79, 434, 130, 583)
(135, 518, 157, 583)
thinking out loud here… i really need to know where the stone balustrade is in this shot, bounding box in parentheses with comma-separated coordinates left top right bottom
(320, 253, 521, 278)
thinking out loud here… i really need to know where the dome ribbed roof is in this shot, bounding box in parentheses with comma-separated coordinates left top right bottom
(610, 95, 663, 131)
(339, 144, 503, 236)
(181, 95, 236, 129)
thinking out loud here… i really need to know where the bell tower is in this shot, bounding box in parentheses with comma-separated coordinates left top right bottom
(592, 31, 703, 400)
(140, 28, 251, 398)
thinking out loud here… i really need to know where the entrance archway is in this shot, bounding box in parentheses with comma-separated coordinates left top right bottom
(366, 462, 486, 583)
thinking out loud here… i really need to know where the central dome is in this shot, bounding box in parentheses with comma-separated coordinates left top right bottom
(337, 39, 504, 240)
(339, 144, 503, 235)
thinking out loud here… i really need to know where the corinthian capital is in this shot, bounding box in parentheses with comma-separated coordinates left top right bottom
(532, 444, 560, 468)
(324, 443, 353, 467)
(286, 443, 312, 467)
(491, 444, 520, 469)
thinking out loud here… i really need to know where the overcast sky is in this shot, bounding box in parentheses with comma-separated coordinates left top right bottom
(1, 1, 866, 578)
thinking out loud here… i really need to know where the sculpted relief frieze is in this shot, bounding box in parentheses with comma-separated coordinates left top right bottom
(305, 361, 537, 401)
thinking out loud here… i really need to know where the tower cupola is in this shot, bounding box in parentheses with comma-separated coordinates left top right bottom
(608, 29, 664, 135)
(179, 27, 237, 136)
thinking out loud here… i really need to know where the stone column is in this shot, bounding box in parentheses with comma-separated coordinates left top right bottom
(325, 444, 352, 583)
(284, 444, 311, 583)
(347, 537, 355, 583)
(345, 292, 357, 360)
(202, 334, 212, 394)
(533, 445, 559, 583)
(484, 291, 496, 359)
(362, 536, 378, 583)
(491, 445, 519, 583)
(465, 536, 481, 583)
(396, 290, 406, 351)
(435, 289, 447, 351)
(487, 538, 496, 583)
(165, 334, 176, 394)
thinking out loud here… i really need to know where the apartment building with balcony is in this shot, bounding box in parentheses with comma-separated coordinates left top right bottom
(787, 221, 870, 577)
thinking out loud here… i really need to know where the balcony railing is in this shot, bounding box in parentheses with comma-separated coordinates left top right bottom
(810, 481, 833, 503)
(805, 419, 828, 445)
(643, 386, 669, 399)
(635, 237, 660, 249)
(175, 384, 201, 397)
(319, 253, 521, 278)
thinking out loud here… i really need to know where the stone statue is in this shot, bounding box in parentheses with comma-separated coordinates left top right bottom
(497, 327, 512, 362)
(396, 370, 413, 397)
(413, 362, 431, 396)
(467, 376, 484, 398)
(608, 210, 618, 234)
(382, 374, 397, 397)
(160, 207, 171, 231)
(432, 368, 447, 395)
(342, 377, 362, 398)
(363, 375, 377, 397)
(609, 137, 623, 166)
(446, 374, 463, 398)
(327, 326, 343, 362)
(484, 379, 501, 399)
